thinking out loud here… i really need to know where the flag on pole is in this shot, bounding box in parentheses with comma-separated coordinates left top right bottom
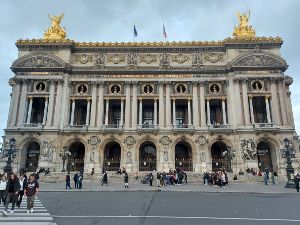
(133, 25, 138, 38)
(163, 22, 167, 38)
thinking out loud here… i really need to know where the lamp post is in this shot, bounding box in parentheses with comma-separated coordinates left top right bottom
(223, 147, 236, 173)
(59, 147, 71, 172)
(2, 138, 17, 174)
(281, 137, 296, 188)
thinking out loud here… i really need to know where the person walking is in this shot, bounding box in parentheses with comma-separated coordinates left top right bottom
(149, 173, 153, 186)
(124, 172, 129, 188)
(2, 174, 20, 216)
(0, 175, 7, 206)
(24, 174, 40, 214)
(77, 173, 83, 189)
(73, 172, 78, 189)
(156, 172, 161, 187)
(65, 172, 71, 189)
(101, 171, 108, 186)
(17, 174, 27, 208)
(295, 173, 300, 193)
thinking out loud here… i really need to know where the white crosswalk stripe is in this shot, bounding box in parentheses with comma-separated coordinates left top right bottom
(0, 197, 57, 225)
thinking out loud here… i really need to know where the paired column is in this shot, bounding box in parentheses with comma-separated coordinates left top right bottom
(120, 98, 124, 127)
(138, 98, 143, 125)
(278, 81, 288, 125)
(221, 98, 227, 124)
(90, 83, 98, 127)
(154, 99, 158, 126)
(265, 96, 272, 124)
(192, 83, 199, 127)
(199, 83, 206, 127)
(86, 99, 91, 126)
(206, 98, 211, 125)
(241, 80, 250, 126)
(172, 98, 176, 126)
(96, 82, 104, 128)
(132, 83, 137, 129)
(42, 97, 49, 124)
(249, 96, 255, 124)
(9, 82, 21, 126)
(104, 98, 109, 126)
(165, 83, 172, 128)
(17, 81, 28, 125)
(124, 83, 131, 128)
(46, 81, 56, 126)
(70, 99, 75, 126)
(270, 81, 280, 125)
(26, 97, 33, 124)
(158, 83, 165, 129)
(53, 80, 63, 127)
(187, 98, 192, 125)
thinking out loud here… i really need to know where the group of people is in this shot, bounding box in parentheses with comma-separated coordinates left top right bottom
(203, 171, 228, 188)
(0, 172, 39, 216)
(142, 169, 188, 187)
(65, 171, 84, 189)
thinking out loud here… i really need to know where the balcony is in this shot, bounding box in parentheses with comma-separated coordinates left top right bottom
(102, 124, 123, 133)
(253, 123, 279, 131)
(173, 124, 194, 132)
(137, 124, 158, 132)
(208, 124, 231, 132)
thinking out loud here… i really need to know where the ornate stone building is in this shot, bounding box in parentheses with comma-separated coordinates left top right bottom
(1, 13, 299, 175)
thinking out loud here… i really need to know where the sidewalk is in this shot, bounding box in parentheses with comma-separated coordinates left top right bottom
(39, 180, 299, 194)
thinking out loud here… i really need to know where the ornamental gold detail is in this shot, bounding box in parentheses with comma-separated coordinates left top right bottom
(171, 53, 190, 64)
(139, 54, 158, 64)
(43, 13, 67, 40)
(107, 55, 126, 64)
(233, 11, 256, 38)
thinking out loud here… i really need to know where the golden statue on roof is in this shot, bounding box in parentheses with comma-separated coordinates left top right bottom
(43, 13, 67, 40)
(233, 10, 256, 38)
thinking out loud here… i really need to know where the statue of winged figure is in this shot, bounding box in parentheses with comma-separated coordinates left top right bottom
(44, 13, 66, 40)
(236, 10, 250, 28)
(48, 13, 64, 28)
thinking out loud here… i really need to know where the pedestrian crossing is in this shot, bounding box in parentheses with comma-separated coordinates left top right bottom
(0, 197, 57, 225)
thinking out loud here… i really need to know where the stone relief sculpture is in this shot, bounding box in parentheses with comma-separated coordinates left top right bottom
(40, 139, 55, 161)
(127, 53, 138, 66)
(88, 136, 101, 146)
(159, 136, 172, 146)
(240, 139, 257, 160)
(126, 149, 132, 163)
(73, 54, 93, 64)
(15, 55, 63, 68)
(159, 52, 170, 67)
(124, 136, 137, 146)
(139, 54, 157, 64)
(163, 149, 168, 161)
(90, 148, 95, 162)
(196, 136, 207, 163)
(107, 55, 126, 64)
(192, 53, 203, 67)
(172, 53, 190, 64)
(203, 53, 224, 63)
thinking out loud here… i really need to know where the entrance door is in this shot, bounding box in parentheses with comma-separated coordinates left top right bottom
(211, 141, 231, 172)
(139, 142, 156, 171)
(257, 141, 273, 171)
(175, 142, 193, 171)
(68, 142, 85, 171)
(103, 142, 121, 171)
(25, 142, 40, 172)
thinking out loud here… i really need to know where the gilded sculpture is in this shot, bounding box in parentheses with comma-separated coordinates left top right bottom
(44, 13, 67, 40)
(233, 11, 256, 38)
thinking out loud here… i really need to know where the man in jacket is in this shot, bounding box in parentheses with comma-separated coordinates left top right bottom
(24, 174, 39, 214)
(17, 174, 27, 208)
(2, 174, 20, 216)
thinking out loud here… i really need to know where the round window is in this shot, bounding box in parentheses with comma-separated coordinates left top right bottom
(111, 85, 121, 94)
(143, 85, 153, 94)
(36, 82, 46, 92)
(210, 84, 220, 93)
(176, 84, 186, 94)
(252, 81, 263, 91)
(77, 84, 87, 94)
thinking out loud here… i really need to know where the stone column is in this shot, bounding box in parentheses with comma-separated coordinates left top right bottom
(270, 81, 280, 125)
(70, 99, 75, 126)
(90, 83, 97, 127)
(158, 82, 165, 129)
(46, 81, 55, 126)
(166, 83, 172, 128)
(222, 98, 227, 124)
(53, 80, 63, 127)
(227, 78, 236, 127)
(96, 82, 104, 128)
(17, 81, 28, 125)
(249, 96, 255, 124)
(154, 98, 158, 126)
(278, 81, 288, 126)
(192, 83, 199, 127)
(86, 99, 91, 126)
(206, 98, 210, 125)
(138, 98, 143, 125)
(132, 83, 137, 129)
(9, 82, 21, 126)
(199, 82, 206, 127)
(60, 77, 70, 130)
(265, 96, 271, 124)
(187, 98, 192, 126)
(234, 80, 243, 125)
(172, 98, 176, 126)
(26, 97, 33, 124)
(124, 83, 131, 129)
(242, 80, 250, 126)
(105, 98, 109, 126)
(42, 97, 49, 125)
(120, 98, 124, 126)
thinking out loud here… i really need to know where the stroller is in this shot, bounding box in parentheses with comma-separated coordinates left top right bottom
(140, 174, 149, 184)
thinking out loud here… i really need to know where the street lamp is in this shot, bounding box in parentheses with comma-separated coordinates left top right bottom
(59, 147, 71, 172)
(281, 137, 296, 188)
(2, 138, 17, 174)
(223, 147, 236, 173)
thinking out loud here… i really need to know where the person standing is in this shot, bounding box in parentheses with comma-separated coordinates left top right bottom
(149, 173, 153, 186)
(124, 172, 129, 188)
(73, 172, 78, 189)
(0, 175, 7, 206)
(156, 172, 161, 187)
(77, 173, 83, 189)
(2, 174, 20, 216)
(295, 173, 300, 193)
(24, 174, 39, 214)
(65, 172, 71, 189)
(102, 171, 108, 186)
(17, 174, 27, 208)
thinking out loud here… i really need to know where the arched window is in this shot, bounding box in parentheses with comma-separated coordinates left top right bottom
(175, 141, 193, 171)
(139, 142, 156, 171)
(103, 142, 121, 171)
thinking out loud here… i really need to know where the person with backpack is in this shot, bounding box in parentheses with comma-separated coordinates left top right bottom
(2, 174, 20, 216)
(24, 174, 39, 214)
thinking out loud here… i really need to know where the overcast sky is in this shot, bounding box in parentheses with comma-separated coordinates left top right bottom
(0, 0, 299, 138)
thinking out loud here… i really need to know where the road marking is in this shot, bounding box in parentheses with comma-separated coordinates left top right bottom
(0, 217, 53, 221)
(52, 215, 300, 222)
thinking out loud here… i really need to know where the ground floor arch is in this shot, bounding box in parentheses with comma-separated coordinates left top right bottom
(175, 141, 193, 171)
(257, 140, 278, 172)
(67, 141, 85, 172)
(103, 141, 121, 171)
(139, 141, 157, 171)
(211, 141, 232, 172)
(20, 141, 40, 172)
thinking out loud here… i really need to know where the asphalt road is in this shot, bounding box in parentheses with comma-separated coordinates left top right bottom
(39, 192, 300, 225)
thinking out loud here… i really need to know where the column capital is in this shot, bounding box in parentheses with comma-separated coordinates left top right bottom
(87, 98, 91, 102)
(221, 97, 226, 101)
(121, 97, 125, 101)
(158, 81, 165, 86)
(164, 81, 171, 85)
(248, 95, 253, 99)
(28, 96, 33, 100)
(187, 97, 192, 101)
(138, 97, 143, 101)
(104, 97, 110, 101)
(171, 97, 176, 101)
(125, 81, 131, 86)
(265, 95, 270, 100)
(206, 97, 211, 101)
(192, 81, 199, 86)
(45, 96, 49, 100)
(70, 97, 75, 101)
(132, 81, 138, 86)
